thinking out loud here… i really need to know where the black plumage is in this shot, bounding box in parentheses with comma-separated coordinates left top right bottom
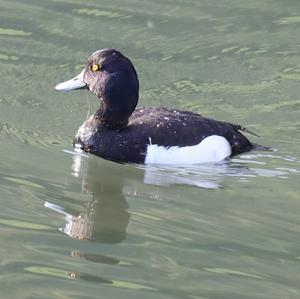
(56, 49, 255, 164)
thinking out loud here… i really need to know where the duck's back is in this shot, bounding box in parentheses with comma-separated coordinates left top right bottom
(74, 107, 253, 164)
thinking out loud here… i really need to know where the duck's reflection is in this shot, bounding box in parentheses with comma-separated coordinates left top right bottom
(70, 250, 120, 265)
(45, 151, 132, 243)
(44, 150, 227, 243)
(45, 150, 288, 244)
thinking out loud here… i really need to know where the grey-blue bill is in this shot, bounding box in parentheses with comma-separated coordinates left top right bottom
(55, 69, 86, 91)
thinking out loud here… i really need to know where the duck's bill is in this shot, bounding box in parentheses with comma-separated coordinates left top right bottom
(55, 69, 86, 91)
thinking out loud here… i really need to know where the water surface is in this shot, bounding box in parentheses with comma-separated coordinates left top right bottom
(0, 0, 300, 298)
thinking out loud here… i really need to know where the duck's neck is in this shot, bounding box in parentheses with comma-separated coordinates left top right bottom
(95, 101, 129, 130)
(93, 69, 139, 129)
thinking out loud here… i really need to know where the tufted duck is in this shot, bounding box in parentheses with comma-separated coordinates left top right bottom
(55, 49, 262, 164)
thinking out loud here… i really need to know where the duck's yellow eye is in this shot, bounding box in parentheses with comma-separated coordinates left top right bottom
(91, 64, 100, 72)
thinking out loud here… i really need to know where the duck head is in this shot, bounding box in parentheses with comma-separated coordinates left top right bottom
(55, 49, 139, 129)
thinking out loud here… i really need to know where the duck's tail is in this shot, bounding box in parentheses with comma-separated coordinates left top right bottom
(233, 124, 273, 152)
(233, 124, 260, 137)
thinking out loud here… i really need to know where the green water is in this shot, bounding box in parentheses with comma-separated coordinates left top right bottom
(0, 0, 300, 298)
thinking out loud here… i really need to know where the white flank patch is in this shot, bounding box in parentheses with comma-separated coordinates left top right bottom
(145, 135, 232, 165)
